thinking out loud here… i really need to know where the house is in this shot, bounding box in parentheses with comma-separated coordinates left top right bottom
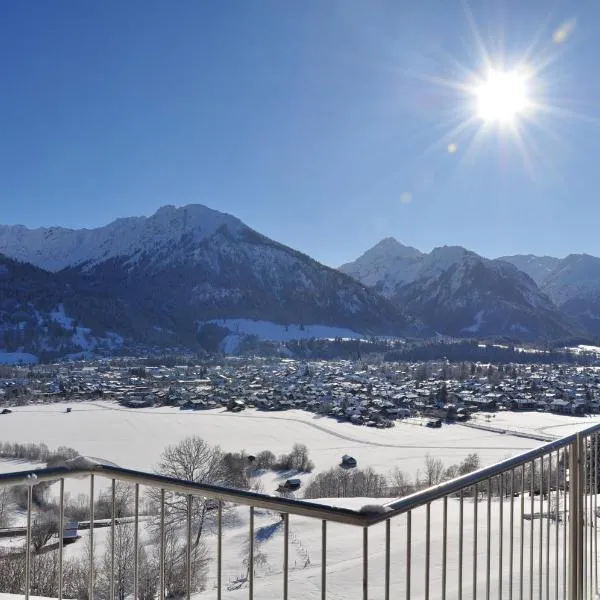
(62, 521, 79, 545)
(340, 455, 357, 468)
(277, 478, 301, 492)
(227, 399, 246, 412)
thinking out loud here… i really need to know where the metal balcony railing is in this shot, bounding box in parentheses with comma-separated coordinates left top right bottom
(0, 423, 599, 599)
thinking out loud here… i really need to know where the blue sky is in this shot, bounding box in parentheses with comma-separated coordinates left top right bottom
(1, 0, 599, 267)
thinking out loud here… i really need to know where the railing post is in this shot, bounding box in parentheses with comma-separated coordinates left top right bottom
(569, 434, 584, 600)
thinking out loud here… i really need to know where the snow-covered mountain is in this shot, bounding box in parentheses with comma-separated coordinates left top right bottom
(499, 254, 561, 286)
(341, 240, 574, 340)
(500, 253, 600, 335)
(538, 254, 600, 334)
(0, 205, 247, 272)
(0, 206, 413, 357)
(339, 238, 424, 296)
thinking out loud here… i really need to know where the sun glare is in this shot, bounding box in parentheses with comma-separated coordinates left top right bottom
(475, 70, 530, 123)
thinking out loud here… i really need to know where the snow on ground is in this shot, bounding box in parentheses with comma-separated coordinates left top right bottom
(0, 460, 44, 475)
(0, 403, 596, 599)
(203, 319, 362, 343)
(4, 493, 574, 600)
(470, 410, 600, 439)
(0, 352, 39, 365)
(0, 402, 539, 486)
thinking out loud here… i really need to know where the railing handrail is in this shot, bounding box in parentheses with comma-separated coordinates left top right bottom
(0, 463, 369, 526)
(375, 421, 600, 525)
(2, 420, 599, 528)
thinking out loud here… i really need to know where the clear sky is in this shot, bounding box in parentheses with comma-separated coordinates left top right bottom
(1, 0, 599, 267)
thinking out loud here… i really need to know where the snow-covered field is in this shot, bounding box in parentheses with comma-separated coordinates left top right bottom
(0, 493, 578, 600)
(0, 401, 546, 484)
(470, 409, 600, 439)
(0, 402, 597, 599)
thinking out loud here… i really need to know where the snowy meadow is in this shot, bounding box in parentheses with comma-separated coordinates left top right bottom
(0, 401, 598, 599)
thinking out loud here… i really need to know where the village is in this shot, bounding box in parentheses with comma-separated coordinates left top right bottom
(2, 356, 600, 426)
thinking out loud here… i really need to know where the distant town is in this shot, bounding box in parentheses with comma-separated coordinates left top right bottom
(2, 354, 600, 428)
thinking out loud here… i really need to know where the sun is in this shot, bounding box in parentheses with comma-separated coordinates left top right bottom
(475, 69, 530, 123)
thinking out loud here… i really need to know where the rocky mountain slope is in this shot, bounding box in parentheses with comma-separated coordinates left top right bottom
(0, 206, 414, 357)
(499, 254, 561, 286)
(341, 241, 575, 340)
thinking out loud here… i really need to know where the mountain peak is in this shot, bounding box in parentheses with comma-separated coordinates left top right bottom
(0, 203, 245, 272)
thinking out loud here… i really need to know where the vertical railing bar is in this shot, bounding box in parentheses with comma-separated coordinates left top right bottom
(510, 468, 515, 600)
(520, 464, 525, 600)
(591, 434, 595, 598)
(89, 474, 95, 600)
(425, 502, 431, 600)
(58, 478, 64, 600)
(134, 483, 139, 600)
(593, 433, 598, 594)
(576, 433, 586, 598)
(110, 478, 116, 600)
(584, 438, 588, 600)
(284, 513, 289, 600)
(459, 491, 463, 600)
(321, 519, 327, 600)
(546, 452, 551, 600)
(362, 526, 368, 600)
(385, 518, 390, 600)
(249, 506, 254, 600)
(186, 495, 192, 600)
(499, 474, 504, 600)
(474, 482, 479, 600)
(486, 478, 491, 600)
(530, 459, 535, 600)
(407, 510, 412, 600)
(539, 456, 544, 600)
(217, 500, 222, 600)
(563, 447, 567, 600)
(569, 436, 579, 600)
(442, 496, 448, 600)
(554, 451, 559, 600)
(160, 489, 165, 600)
(585, 435, 594, 596)
(25, 483, 32, 600)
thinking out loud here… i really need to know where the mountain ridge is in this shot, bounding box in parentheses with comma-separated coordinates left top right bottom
(0, 206, 417, 358)
(341, 239, 576, 340)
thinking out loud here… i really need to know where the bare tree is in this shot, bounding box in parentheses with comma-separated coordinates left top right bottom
(98, 523, 136, 600)
(155, 528, 207, 598)
(288, 444, 314, 472)
(388, 467, 412, 497)
(458, 453, 481, 475)
(31, 509, 59, 552)
(150, 437, 229, 548)
(95, 482, 134, 519)
(63, 534, 96, 600)
(137, 545, 159, 600)
(0, 487, 14, 527)
(423, 454, 445, 488)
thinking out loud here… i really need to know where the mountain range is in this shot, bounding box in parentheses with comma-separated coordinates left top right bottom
(1, 204, 599, 360)
(0, 205, 413, 360)
(340, 240, 575, 340)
